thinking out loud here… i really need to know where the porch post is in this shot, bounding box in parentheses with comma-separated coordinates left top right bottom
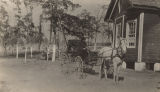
(112, 23, 116, 48)
(138, 12, 144, 63)
(122, 15, 125, 37)
(135, 12, 146, 71)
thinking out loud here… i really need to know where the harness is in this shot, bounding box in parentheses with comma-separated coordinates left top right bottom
(100, 39, 127, 60)
(111, 44, 125, 60)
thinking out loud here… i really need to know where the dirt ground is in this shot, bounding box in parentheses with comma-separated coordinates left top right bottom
(0, 57, 160, 92)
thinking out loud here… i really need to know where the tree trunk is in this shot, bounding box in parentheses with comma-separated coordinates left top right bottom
(47, 48, 49, 61)
(50, 5, 53, 44)
(94, 31, 97, 51)
(12, 46, 14, 55)
(16, 43, 19, 59)
(25, 47, 27, 63)
(57, 31, 60, 59)
(52, 32, 56, 62)
(38, 41, 41, 51)
(39, 15, 42, 51)
(4, 46, 7, 56)
(52, 44, 56, 62)
(30, 46, 33, 58)
(62, 30, 68, 50)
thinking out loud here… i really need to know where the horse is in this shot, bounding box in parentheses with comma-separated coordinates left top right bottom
(98, 39, 127, 83)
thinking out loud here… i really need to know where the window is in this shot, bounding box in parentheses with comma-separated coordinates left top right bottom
(126, 19, 137, 48)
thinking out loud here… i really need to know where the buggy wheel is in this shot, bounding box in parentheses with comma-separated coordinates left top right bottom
(75, 56, 85, 79)
(104, 64, 108, 80)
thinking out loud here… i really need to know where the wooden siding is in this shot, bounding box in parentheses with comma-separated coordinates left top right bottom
(143, 13, 160, 63)
(125, 49, 138, 62)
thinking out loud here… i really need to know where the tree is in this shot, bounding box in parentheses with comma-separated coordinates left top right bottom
(91, 5, 108, 51)
(40, 0, 80, 62)
(23, 11, 35, 59)
(22, 11, 44, 60)
(60, 13, 86, 38)
(8, 0, 82, 61)
(59, 10, 96, 40)
(10, 0, 23, 59)
(78, 5, 108, 51)
(0, 5, 10, 56)
(11, 0, 41, 60)
(37, 14, 44, 51)
(78, 10, 96, 44)
(15, 0, 81, 61)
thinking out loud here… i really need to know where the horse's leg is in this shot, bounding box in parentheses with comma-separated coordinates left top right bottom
(104, 67, 108, 80)
(81, 61, 85, 79)
(99, 58, 103, 79)
(117, 63, 122, 83)
(77, 61, 81, 78)
(80, 62, 83, 79)
(104, 60, 108, 80)
(113, 62, 118, 83)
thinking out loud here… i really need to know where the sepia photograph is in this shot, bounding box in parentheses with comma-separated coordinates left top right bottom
(0, 0, 160, 92)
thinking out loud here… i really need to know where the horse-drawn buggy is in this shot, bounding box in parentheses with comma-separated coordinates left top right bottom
(60, 38, 127, 82)
(60, 39, 99, 78)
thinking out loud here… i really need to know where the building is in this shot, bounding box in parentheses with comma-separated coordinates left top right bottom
(105, 0, 160, 71)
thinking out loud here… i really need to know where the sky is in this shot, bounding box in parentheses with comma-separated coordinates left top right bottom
(72, 0, 110, 15)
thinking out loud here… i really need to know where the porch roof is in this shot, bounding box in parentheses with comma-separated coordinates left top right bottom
(131, 0, 160, 9)
(105, 0, 160, 21)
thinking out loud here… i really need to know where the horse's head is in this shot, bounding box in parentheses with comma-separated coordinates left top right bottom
(115, 38, 127, 57)
(119, 38, 127, 54)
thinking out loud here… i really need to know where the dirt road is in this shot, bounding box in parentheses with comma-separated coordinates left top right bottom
(0, 58, 160, 92)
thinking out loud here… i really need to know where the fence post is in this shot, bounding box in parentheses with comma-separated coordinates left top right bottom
(52, 44, 56, 62)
